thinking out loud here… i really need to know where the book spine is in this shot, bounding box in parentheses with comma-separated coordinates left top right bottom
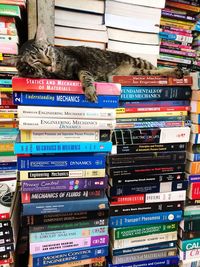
(19, 169, 106, 180)
(190, 134, 200, 144)
(108, 152, 186, 167)
(109, 201, 184, 216)
(30, 218, 108, 233)
(22, 210, 109, 226)
(108, 181, 188, 197)
(17, 154, 106, 171)
(112, 222, 177, 240)
(32, 246, 108, 267)
(19, 118, 116, 130)
(116, 110, 188, 119)
(186, 161, 200, 174)
(12, 77, 121, 95)
(117, 106, 190, 113)
(159, 31, 193, 42)
(112, 143, 186, 155)
(21, 177, 107, 192)
(120, 86, 191, 101)
(22, 197, 108, 215)
(105, 172, 185, 186)
(14, 141, 112, 154)
(111, 249, 177, 265)
(30, 226, 108, 243)
(109, 163, 185, 179)
(179, 238, 200, 251)
(109, 210, 182, 228)
(159, 54, 192, 65)
(112, 241, 176, 257)
(108, 256, 179, 267)
(13, 92, 119, 108)
(20, 129, 111, 143)
(179, 248, 200, 261)
(30, 235, 108, 254)
(21, 189, 105, 203)
(160, 47, 196, 57)
(110, 190, 186, 206)
(187, 152, 200, 161)
(111, 76, 192, 86)
(119, 100, 190, 107)
(188, 183, 200, 199)
(161, 10, 196, 21)
(161, 41, 192, 49)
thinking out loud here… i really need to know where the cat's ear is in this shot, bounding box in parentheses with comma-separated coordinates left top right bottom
(35, 24, 47, 41)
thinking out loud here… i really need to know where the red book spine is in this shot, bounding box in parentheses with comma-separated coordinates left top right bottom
(110, 194, 144, 205)
(12, 77, 121, 95)
(123, 106, 190, 113)
(190, 183, 200, 199)
(112, 75, 193, 86)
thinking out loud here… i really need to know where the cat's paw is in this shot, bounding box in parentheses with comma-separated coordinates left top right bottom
(174, 67, 184, 79)
(85, 86, 97, 102)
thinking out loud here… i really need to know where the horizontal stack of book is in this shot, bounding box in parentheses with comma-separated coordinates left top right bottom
(0, 2, 25, 266)
(104, 0, 165, 66)
(107, 74, 192, 267)
(12, 76, 121, 267)
(158, 0, 200, 69)
(54, 0, 107, 49)
(179, 71, 200, 266)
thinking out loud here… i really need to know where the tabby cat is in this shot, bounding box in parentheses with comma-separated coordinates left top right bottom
(14, 25, 185, 102)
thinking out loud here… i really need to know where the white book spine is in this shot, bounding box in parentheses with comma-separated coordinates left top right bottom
(145, 190, 186, 203)
(19, 118, 116, 130)
(179, 248, 200, 261)
(112, 231, 177, 249)
(17, 106, 116, 119)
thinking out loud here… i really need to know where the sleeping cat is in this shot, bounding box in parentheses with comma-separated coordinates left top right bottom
(13, 25, 186, 102)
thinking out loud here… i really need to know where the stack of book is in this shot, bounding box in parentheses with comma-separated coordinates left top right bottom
(54, 0, 107, 49)
(106, 74, 192, 267)
(0, 2, 25, 266)
(158, 0, 200, 69)
(11, 76, 121, 267)
(192, 15, 200, 70)
(104, 0, 165, 66)
(179, 71, 200, 266)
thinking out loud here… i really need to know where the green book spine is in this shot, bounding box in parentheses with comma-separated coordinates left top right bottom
(179, 237, 200, 251)
(0, 151, 14, 156)
(0, 4, 20, 17)
(112, 222, 178, 240)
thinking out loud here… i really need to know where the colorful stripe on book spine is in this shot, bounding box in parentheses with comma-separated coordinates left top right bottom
(22, 197, 109, 215)
(21, 177, 107, 192)
(32, 246, 108, 267)
(14, 141, 112, 154)
(30, 226, 108, 243)
(17, 153, 106, 170)
(179, 238, 200, 251)
(13, 92, 119, 108)
(112, 222, 177, 240)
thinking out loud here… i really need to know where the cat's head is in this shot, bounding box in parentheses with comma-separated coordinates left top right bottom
(11, 25, 54, 78)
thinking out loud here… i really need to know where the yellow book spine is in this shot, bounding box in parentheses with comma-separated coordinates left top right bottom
(0, 87, 12, 92)
(0, 142, 14, 152)
(161, 18, 195, 26)
(116, 108, 125, 114)
(19, 169, 106, 180)
(0, 113, 16, 119)
(116, 111, 187, 119)
(20, 130, 32, 142)
(160, 20, 194, 30)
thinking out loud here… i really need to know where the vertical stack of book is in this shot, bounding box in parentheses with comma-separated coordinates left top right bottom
(158, 0, 200, 69)
(0, 2, 25, 266)
(54, 0, 107, 49)
(104, 0, 165, 66)
(11, 76, 121, 267)
(107, 74, 192, 267)
(179, 71, 200, 266)
(192, 13, 200, 70)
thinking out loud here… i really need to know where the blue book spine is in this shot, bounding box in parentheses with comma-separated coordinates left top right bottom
(116, 120, 191, 128)
(192, 153, 200, 161)
(119, 100, 190, 107)
(112, 241, 176, 256)
(22, 196, 108, 215)
(109, 210, 182, 228)
(13, 92, 119, 108)
(120, 86, 191, 101)
(108, 256, 179, 267)
(14, 141, 112, 154)
(30, 225, 108, 243)
(0, 79, 12, 85)
(159, 31, 181, 40)
(17, 153, 106, 170)
(187, 174, 200, 183)
(32, 246, 108, 267)
(0, 162, 17, 170)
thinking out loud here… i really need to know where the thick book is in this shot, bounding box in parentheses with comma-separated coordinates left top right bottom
(12, 77, 121, 95)
(13, 92, 119, 108)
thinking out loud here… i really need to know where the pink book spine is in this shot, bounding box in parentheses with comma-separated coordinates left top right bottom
(160, 41, 192, 50)
(162, 29, 192, 37)
(0, 43, 18, 54)
(12, 77, 121, 95)
(160, 48, 196, 57)
(30, 235, 109, 254)
(162, 26, 192, 34)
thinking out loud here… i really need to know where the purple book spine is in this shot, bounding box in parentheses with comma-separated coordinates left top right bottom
(21, 177, 107, 192)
